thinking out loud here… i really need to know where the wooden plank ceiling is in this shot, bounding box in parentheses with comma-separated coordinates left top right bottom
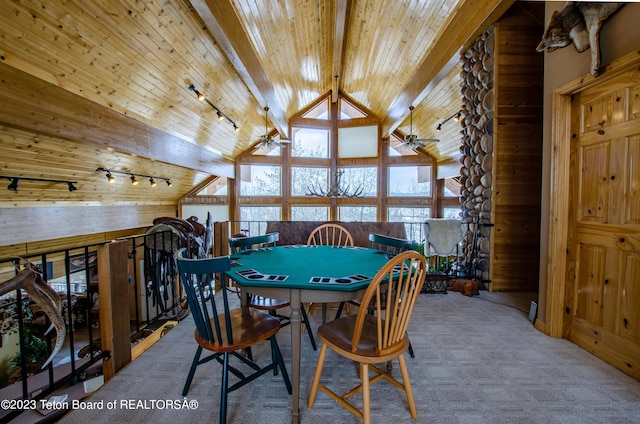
(0, 0, 515, 204)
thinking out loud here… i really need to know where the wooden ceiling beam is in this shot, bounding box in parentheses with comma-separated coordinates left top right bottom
(381, 0, 515, 137)
(190, 0, 289, 138)
(0, 62, 234, 177)
(331, 0, 352, 103)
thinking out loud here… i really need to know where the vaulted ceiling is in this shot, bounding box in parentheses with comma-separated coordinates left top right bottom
(0, 0, 519, 193)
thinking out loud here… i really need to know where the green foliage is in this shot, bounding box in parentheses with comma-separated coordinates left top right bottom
(438, 257, 453, 274)
(10, 327, 49, 370)
(0, 356, 12, 388)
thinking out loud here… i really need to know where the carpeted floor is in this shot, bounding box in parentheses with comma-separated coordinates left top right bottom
(58, 291, 640, 424)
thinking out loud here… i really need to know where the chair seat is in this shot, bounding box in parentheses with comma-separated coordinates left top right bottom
(195, 307, 281, 353)
(317, 315, 409, 362)
(249, 295, 290, 310)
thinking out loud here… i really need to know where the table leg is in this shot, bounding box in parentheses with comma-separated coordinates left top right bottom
(290, 289, 302, 424)
(239, 287, 248, 307)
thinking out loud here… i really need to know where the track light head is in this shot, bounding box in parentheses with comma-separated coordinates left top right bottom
(97, 168, 171, 188)
(188, 84, 205, 101)
(2, 175, 76, 192)
(188, 83, 238, 131)
(437, 109, 462, 131)
(7, 178, 19, 191)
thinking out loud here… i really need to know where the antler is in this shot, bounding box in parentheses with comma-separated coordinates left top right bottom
(306, 170, 364, 198)
(0, 260, 66, 368)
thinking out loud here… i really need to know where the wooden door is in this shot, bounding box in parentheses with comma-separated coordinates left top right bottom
(566, 70, 640, 378)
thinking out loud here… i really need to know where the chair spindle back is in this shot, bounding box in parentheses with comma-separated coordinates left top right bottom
(176, 248, 233, 346)
(307, 223, 353, 247)
(352, 250, 426, 354)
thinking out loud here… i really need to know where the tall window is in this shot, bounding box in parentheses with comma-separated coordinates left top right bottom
(236, 94, 442, 223)
(196, 177, 228, 195)
(291, 206, 329, 221)
(388, 207, 431, 241)
(239, 164, 281, 196)
(291, 128, 329, 158)
(339, 206, 377, 222)
(292, 167, 328, 196)
(239, 206, 281, 236)
(388, 166, 431, 197)
(339, 167, 377, 197)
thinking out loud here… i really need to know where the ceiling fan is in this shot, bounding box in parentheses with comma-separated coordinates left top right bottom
(256, 106, 291, 150)
(397, 106, 439, 150)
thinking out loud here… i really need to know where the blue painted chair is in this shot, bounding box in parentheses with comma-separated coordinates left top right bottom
(176, 248, 291, 424)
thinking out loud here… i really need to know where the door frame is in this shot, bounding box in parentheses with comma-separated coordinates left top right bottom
(545, 50, 640, 337)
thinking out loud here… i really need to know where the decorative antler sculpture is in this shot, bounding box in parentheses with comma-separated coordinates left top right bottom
(306, 170, 365, 198)
(0, 261, 65, 368)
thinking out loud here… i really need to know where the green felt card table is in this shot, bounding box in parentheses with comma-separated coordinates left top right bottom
(224, 244, 391, 424)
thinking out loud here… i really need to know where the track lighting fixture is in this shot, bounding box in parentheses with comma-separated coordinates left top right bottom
(96, 168, 172, 188)
(7, 178, 19, 191)
(188, 84, 239, 131)
(436, 110, 463, 131)
(1, 175, 79, 192)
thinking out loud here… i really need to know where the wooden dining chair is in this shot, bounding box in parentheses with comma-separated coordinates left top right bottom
(306, 222, 354, 247)
(335, 232, 418, 357)
(307, 250, 426, 424)
(306, 223, 354, 320)
(228, 232, 317, 351)
(175, 248, 291, 424)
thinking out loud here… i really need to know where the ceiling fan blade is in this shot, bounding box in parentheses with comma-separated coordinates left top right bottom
(396, 140, 417, 150)
(256, 141, 276, 152)
(415, 138, 440, 143)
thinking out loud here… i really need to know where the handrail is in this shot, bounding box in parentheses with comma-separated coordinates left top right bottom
(0, 230, 182, 422)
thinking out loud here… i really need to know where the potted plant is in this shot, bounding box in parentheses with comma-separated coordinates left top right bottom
(8, 327, 50, 383)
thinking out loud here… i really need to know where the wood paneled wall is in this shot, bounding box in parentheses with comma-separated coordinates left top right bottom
(0, 206, 175, 249)
(491, 4, 544, 291)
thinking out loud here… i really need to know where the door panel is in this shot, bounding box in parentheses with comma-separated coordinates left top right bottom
(629, 136, 640, 224)
(570, 71, 640, 379)
(579, 142, 609, 222)
(575, 244, 605, 323)
(620, 252, 640, 343)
